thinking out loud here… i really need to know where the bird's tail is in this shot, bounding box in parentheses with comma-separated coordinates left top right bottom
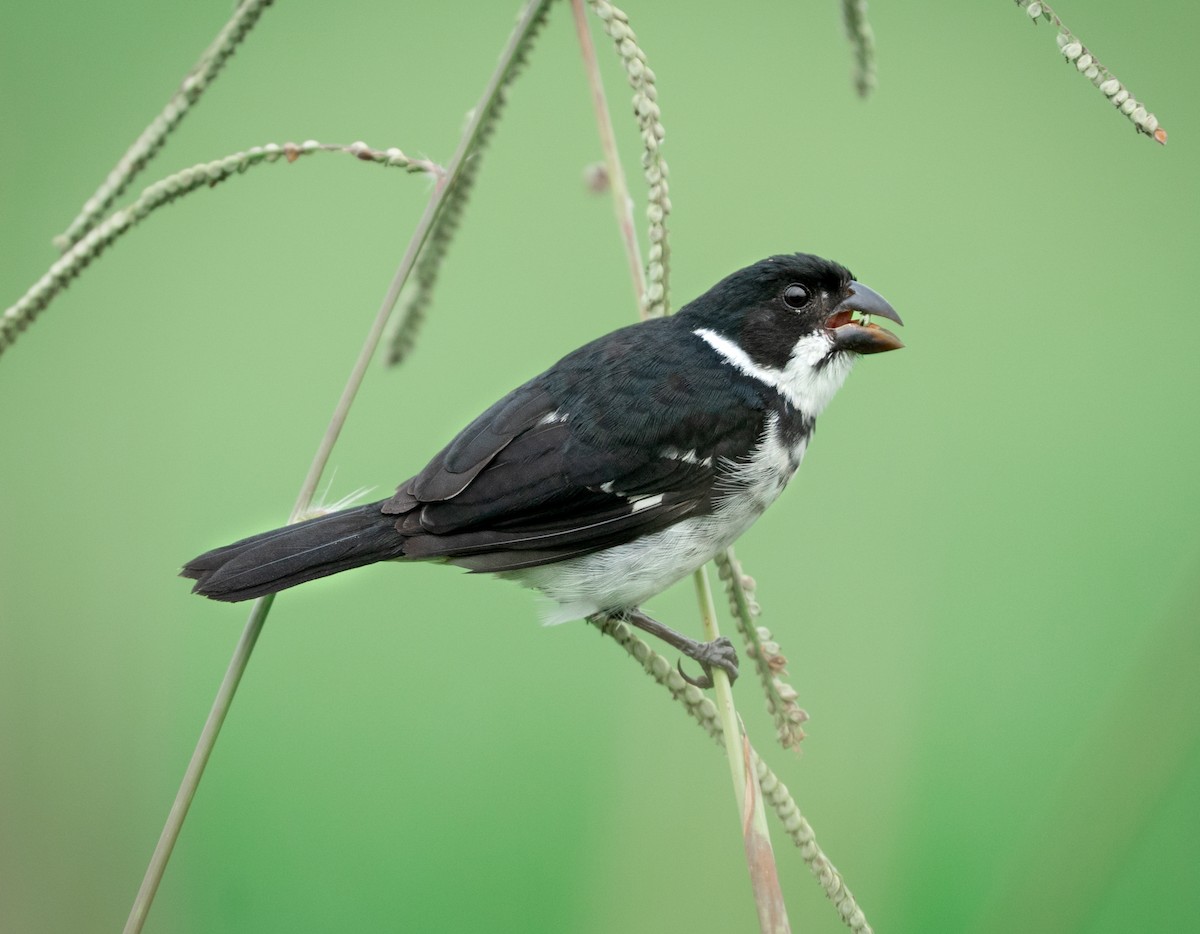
(181, 499, 405, 602)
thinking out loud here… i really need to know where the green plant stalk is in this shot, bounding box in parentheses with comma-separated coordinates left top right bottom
(841, 0, 877, 98)
(384, 0, 551, 367)
(692, 568, 746, 815)
(293, 0, 553, 519)
(589, 614, 872, 933)
(586, 0, 671, 317)
(573, 3, 787, 926)
(2, 142, 439, 361)
(1014, 0, 1166, 143)
(754, 754, 873, 933)
(122, 594, 273, 934)
(120, 3, 554, 931)
(570, 0, 646, 314)
(715, 548, 808, 751)
(56, 0, 277, 250)
(574, 0, 747, 835)
(694, 567, 790, 934)
(739, 731, 791, 934)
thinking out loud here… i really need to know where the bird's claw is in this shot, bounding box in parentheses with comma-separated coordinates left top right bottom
(676, 637, 739, 689)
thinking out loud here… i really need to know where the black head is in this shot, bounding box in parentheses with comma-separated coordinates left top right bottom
(677, 253, 903, 369)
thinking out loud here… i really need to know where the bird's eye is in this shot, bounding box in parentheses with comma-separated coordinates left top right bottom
(782, 284, 811, 309)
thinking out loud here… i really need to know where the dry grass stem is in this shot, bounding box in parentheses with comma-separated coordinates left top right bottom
(587, 0, 671, 317)
(591, 617, 724, 738)
(1016, 0, 1166, 143)
(55, 0, 277, 250)
(571, 0, 647, 315)
(591, 617, 872, 933)
(841, 0, 877, 97)
(2, 141, 438, 361)
(739, 728, 791, 933)
(755, 753, 874, 933)
(715, 549, 809, 750)
(385, 1, 554, 366)
(122, 4, 555, 931)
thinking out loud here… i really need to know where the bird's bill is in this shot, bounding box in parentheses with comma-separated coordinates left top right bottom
(827, 281, 904, 355)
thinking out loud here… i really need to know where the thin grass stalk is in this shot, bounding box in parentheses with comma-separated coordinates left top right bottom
(586, 0, 671, 317)
(573, 0, 746, 823)
(739, 730, 790, 933)
(122, 595, 273, 934)
(588, 616, 873, 933)
(715, 548, 808, 750)
(693, 568, 748, 813)
(2, 141, 440, 361)
(294, 0, 553, 513)
(1014, 0, 1166, 143)
(569, 0, 645, 314)
(841, 0, 877, 98)
(121, 4, 554, 931)
(385, 0, 553, 366)
(576, 3, 792, 921)
(694, 568, 791, 934)
(55, 0, 276, 250)
(754, 754, 873, 933)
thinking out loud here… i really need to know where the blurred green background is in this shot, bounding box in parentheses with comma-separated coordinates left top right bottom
(2, 1, 1198, 931)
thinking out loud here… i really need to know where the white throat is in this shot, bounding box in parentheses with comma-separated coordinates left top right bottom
(693, 328, 855, 418)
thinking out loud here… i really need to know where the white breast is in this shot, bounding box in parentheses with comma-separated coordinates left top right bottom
(512, 413, 810, 624)
(510, 325, 860, 623)
(692, 327, 856, 420)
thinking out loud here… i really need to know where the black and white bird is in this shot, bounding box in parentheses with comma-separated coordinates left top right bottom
(183, 253, 902, 686)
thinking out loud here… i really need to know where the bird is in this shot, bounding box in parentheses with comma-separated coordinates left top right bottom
(182, 253, 903, 687)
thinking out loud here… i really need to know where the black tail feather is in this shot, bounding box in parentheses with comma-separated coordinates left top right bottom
(182, 499, 405, 602)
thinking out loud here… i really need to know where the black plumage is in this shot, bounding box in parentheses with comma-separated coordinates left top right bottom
(182, 253, 902, 686)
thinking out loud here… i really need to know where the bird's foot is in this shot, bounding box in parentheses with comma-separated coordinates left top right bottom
(613, 608, 739, 689)
(675, 636, 739, 689)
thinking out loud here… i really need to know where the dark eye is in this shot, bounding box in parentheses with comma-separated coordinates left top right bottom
(782, 284, 811, 309)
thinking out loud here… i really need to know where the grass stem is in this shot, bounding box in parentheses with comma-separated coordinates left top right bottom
(121, 4, 554, 930)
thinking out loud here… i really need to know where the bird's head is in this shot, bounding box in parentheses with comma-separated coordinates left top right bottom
(677, 252, 903, 415)
(680, 253, 903, 365)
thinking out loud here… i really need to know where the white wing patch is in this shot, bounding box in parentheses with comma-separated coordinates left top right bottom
(536, 409, 569, 426)
(629, 493, 664, 513)
(591, 488, 664, 510)
(661, 446, 714, 467)
(513, 413, 810, 625)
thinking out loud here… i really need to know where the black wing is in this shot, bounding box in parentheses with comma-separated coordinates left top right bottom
(382, 321, 772, 572)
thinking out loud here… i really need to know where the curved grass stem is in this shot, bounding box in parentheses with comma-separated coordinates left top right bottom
(586, 0, 671, 317)
(122, 595, 273, 934)
(384, 0, 552, 366)
(570, 0, 646, 315)
(2, 141, 439, 361)
(590, 616, 871, 932)
(573, 4, 787, 927)
(1015, 0, 1166, 143)
(56, 0, 277, 250)
(121, 4, 554, 931)
(694, 567, 791, 933)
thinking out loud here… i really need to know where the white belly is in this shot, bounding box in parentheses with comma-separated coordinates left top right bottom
(511, 415, 808, 624)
